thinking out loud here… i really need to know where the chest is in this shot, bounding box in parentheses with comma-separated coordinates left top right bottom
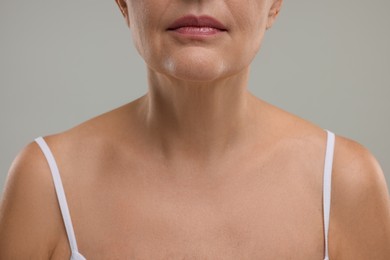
(65, 169, 325, 259)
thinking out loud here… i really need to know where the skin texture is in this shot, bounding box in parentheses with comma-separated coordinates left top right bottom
(1, 0, 390, 259)
(119, 0, 282, 163)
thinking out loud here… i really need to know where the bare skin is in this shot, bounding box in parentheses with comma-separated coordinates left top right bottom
(1, 0, 390, 259)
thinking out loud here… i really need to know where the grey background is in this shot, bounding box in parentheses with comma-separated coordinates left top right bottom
(1, 0, 389, 194)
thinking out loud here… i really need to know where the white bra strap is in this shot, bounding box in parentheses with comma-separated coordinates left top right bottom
(35, 137, 80, 254)
(323, 130, 335, 260)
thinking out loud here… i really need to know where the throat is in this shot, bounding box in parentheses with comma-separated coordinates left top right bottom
(136, 86, 260, 161)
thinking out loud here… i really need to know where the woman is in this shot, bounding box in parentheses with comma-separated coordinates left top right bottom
(1, 0, 389, 259)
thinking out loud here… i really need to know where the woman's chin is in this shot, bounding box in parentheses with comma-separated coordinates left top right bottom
(169, 67, 225, 82)
(160, 51, 232, 82)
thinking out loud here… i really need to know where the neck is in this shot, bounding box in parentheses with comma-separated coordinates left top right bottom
(137, 67, 261, 162)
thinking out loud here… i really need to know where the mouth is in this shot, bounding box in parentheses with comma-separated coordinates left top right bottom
(167, 15, 228, 36)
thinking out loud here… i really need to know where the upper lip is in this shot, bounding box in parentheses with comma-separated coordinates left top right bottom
(167, 15, 227, 31)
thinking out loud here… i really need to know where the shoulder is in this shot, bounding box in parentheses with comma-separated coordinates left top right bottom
(332, 135, 389, 203)
(333, 135, 387, 196)
(0, 140, 66, 258)
(330, 134, 390, 259)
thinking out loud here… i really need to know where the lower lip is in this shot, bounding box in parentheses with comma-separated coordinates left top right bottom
(168, 26, 225, 37)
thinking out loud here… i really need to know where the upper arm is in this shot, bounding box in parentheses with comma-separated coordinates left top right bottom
(0, 141, 63, 259)
(331, 136, 390, 259)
